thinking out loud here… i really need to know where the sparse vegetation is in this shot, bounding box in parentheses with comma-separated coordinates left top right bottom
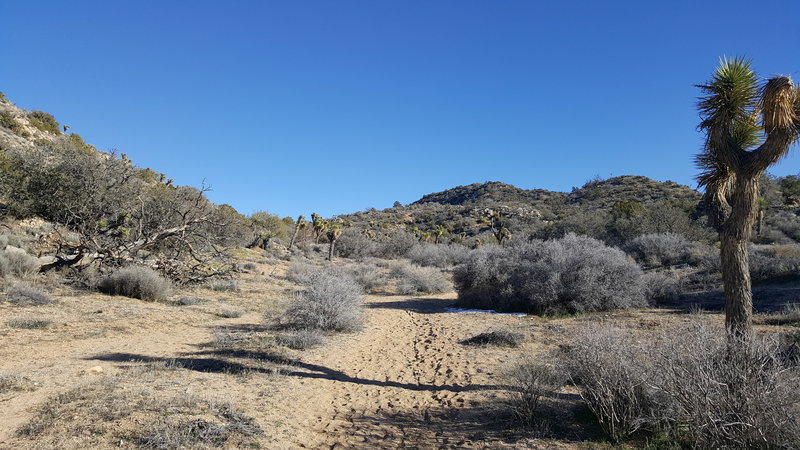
(277, 328, 326, 349)
(3, 283, 54, 306)
(206, 278, 240, 291)
(7, 318, 52, 329)
(97, 266, 172, 301)
(218, 306, 243, 318)
(462, 330, 523, 347)
(16, 373, 263, 448)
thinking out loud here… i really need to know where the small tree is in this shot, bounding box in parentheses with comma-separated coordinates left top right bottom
(696, 58, 800, 340)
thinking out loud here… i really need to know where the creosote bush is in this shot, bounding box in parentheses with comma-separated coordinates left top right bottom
(566, 322, 800, 447)
(97, 266, 172, 301)
(454, 233, 647, 314)
(3, 283, 54, 306)
(285, 268, 364, 332)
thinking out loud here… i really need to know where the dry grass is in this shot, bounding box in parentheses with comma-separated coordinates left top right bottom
(7, 317, 52, 329)
(16, 365, 263, 448)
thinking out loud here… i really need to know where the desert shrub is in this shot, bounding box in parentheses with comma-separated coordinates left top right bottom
(240, 262, 257, 272)
(642, 271, 681, 302)
(567, 322, 800, 446)
(176, 296, 202, 306)
(762, 209, 800, 243)
(0, 248, 39, 278)
(286, 262, 317, 285)
(0, 111, 27, 135)
(218, 307, 243, 318)
(0, 374, 35, 393)
(3, 283, 54, 306)
(506, 356, 567, 426)
(775, 303, 800, 326)
(334, 262, 388, 293)
(97, 266, 172, 301)
(375, 231, 418, 258)
(408, 243, 470, 268)
(7, 318, 52, 329)
(206, 279, 239, 292)
(285, 268, 364, 332)
(26, 110, 60, 134)
(566, 325, 655, 441)
(334, 228, 378, 259)
(390, 262, 451, 294)
(749, 245, 800, 282)
(276, 328, 325, 349)
(454, 233, 647, 315)
(462, 330, 523, 347)
(623, 233, 713, 268)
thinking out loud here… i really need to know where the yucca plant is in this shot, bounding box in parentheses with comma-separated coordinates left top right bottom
(696, 58, 800, 340)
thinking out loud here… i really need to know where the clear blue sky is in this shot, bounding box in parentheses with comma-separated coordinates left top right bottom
(2, 1, 799, 218)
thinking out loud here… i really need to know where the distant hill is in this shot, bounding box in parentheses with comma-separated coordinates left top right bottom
(338, 176, 705, 244)
(414, 181, 567, 208)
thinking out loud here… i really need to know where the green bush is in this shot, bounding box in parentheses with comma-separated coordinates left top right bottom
(27, 110, 60, 134)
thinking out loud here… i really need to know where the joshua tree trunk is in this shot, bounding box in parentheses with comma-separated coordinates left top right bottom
(327, 237, 336, 261)
(719, 177, 759, 340)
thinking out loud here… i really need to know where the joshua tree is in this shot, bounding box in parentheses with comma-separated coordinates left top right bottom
(696, 58, 799, 340)
(432, 225, 448, 244)
(311, 213, 328, 244)
(288, 215, 307, 248)
(482, 209, 512, 246)
(326, 221, 344, 261)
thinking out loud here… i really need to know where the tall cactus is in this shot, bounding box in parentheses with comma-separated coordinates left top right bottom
(696, 58, 800, 341)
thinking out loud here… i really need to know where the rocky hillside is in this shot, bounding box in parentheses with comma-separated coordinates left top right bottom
(339, 176, 706, 245)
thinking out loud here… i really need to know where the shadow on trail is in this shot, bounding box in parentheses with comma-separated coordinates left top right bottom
(331, 397, 603, 448)
(657, 282, 800, 314)
(366, 297, 456, 314)
(87, 351, 506, 393)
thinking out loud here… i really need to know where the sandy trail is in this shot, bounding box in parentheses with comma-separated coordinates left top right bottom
(269, 293, 538, 449)
(1, 285, 553, 448)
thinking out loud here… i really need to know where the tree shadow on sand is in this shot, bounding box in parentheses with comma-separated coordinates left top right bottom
(87, 351, 507, 393)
